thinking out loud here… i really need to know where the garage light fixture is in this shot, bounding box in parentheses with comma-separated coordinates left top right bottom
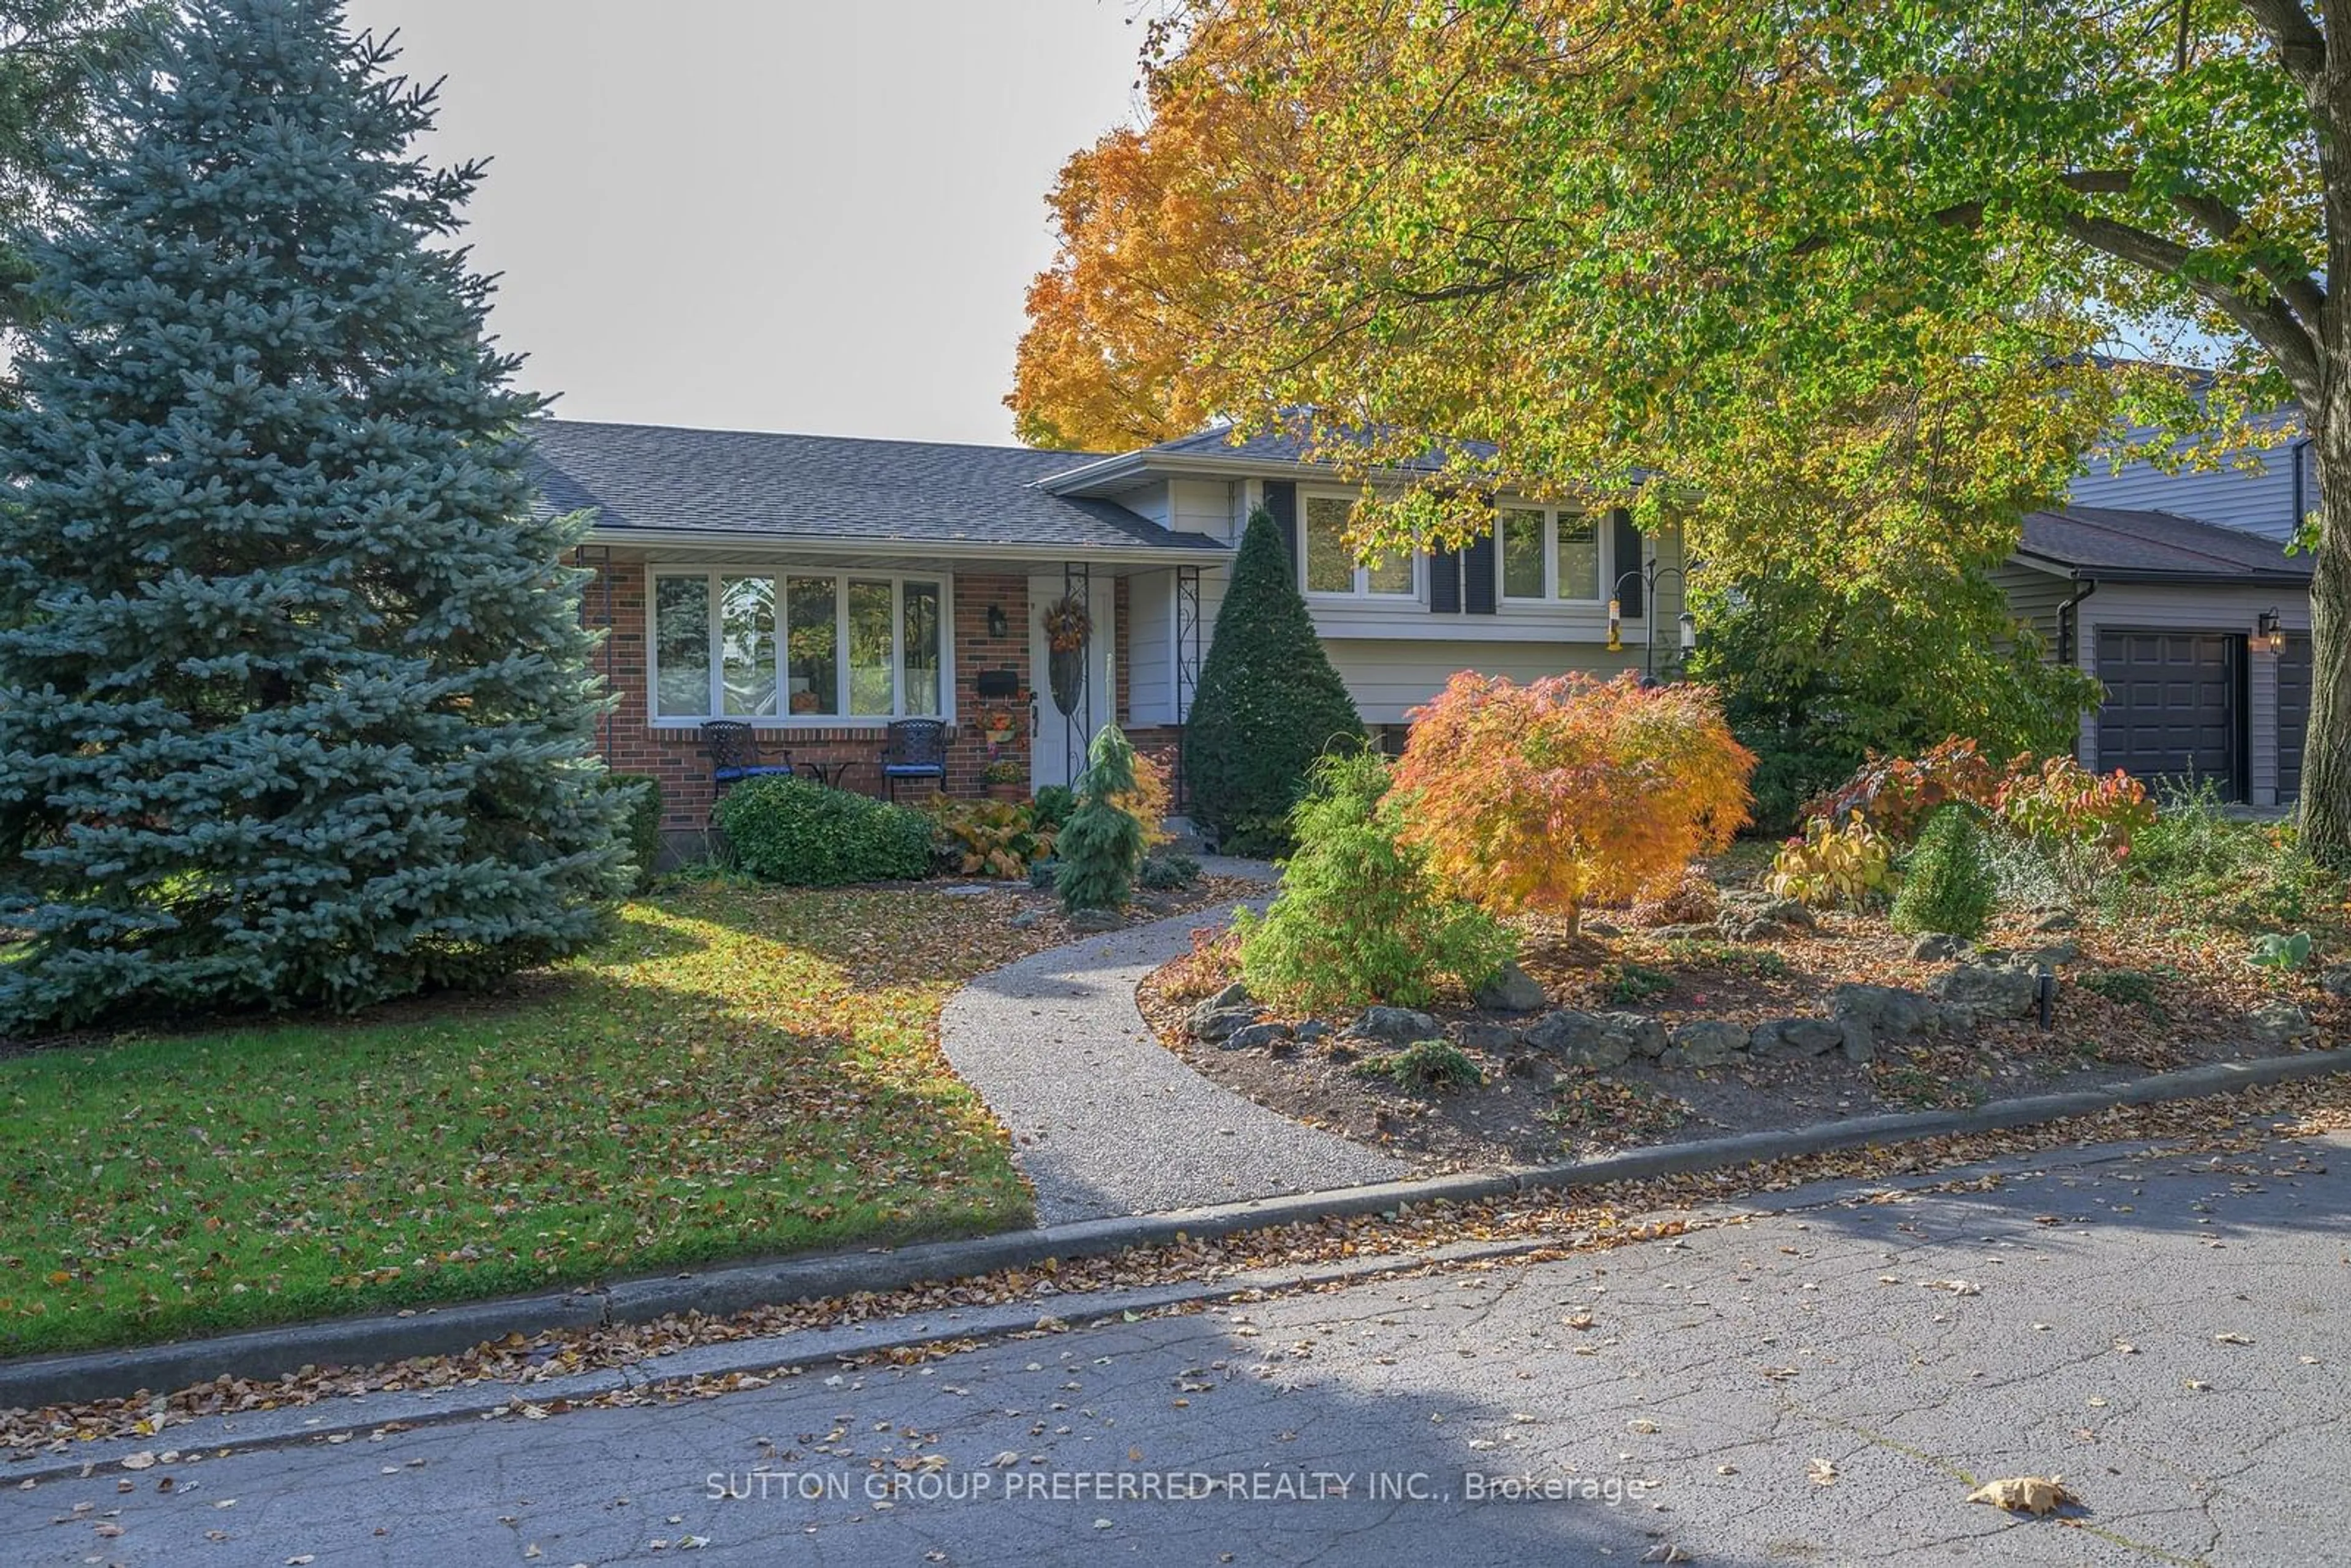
(2255, 609, 2286, 655)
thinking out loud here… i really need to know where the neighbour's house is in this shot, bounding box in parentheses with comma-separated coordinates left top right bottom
(531, 419, 1685, 846)
(1995, 427, 2319, 804)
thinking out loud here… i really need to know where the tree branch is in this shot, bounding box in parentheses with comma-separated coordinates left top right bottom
(2169, 189, 2331, 325)
(2238, 0, 2327, 91)
(2058, 210, 2323, 403)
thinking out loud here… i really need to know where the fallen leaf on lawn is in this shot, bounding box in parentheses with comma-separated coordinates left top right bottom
(1808, 1458, 1837, 1485)
(1967, 1476, 2076, 1515)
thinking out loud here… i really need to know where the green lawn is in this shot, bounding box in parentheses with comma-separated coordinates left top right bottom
(0, 885, 1038, 1359)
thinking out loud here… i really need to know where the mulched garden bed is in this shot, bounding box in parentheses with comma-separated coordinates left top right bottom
(1138, 862, 2344, 1177)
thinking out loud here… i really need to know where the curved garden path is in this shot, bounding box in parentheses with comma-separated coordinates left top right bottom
(939, 861, 1404, 1225)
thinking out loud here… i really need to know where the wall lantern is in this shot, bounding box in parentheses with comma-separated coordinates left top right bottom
(1678, 610, 1697, 653)
(986, 603, 1009, 640)
(2255, 609, 2286, 655)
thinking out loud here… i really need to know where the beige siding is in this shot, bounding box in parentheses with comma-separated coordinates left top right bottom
(1322, 638, 1652, 725)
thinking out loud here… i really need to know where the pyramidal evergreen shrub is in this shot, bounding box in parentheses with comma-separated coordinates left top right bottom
(1183, 505, 1364, 854)
(1057, 724, 1146, 913)
(0, 0, 631, 1032)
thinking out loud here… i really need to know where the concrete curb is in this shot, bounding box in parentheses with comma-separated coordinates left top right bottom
(4, 1046, 2343, 1416)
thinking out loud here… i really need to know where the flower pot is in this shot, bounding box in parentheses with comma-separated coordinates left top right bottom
(985, 781, 1026, 802)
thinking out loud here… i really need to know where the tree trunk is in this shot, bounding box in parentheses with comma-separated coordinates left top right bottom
(2298, 382, 2351, 863)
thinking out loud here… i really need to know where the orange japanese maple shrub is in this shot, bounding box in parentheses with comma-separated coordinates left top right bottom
(1391, 672, 1756, 927)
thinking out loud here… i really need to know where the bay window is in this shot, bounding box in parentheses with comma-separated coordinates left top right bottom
(1302, 493, 1415, 598)
(651, 569, 946, 722)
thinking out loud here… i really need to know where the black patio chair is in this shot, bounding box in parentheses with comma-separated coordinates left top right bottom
(881, 718, 948, 801)
(700, 721, 793, 813)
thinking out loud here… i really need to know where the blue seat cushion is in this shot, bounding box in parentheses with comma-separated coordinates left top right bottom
(882, 763, 945, 777)
(714, 765, 795, 782)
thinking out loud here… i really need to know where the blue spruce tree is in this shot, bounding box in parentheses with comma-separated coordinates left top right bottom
(0, 0, 631, 1031)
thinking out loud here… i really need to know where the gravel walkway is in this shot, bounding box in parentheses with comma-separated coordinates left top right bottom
(940, 868, 1404, 1225)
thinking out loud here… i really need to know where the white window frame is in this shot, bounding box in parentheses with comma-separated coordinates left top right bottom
(1497, 505, 1551, 604)
(1491, 505, 1608, 607)
(646, 566, 954, 727)
(1300, 490, 1421, 601)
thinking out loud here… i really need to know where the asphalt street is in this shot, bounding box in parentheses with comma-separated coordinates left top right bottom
(9, 1131, 2348, 1567)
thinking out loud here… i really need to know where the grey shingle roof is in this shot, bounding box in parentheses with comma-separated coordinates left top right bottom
(2019, 506, 2311, 582)
(528, 419, 1224, 555)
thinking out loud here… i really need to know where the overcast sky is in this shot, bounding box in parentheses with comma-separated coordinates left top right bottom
(336, 1, 1150, 447)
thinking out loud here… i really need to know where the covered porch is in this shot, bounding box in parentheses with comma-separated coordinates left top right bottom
(573, 541, 1212, 848)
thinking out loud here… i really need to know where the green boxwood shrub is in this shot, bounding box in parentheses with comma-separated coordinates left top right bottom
(1890, 805, 1997, 938)
(713, 776, 932, 887)
(600, 771, 664, 891)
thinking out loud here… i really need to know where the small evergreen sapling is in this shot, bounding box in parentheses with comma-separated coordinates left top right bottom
(1890, 806, 1999, 939)
(1057, 724, 1147, 913)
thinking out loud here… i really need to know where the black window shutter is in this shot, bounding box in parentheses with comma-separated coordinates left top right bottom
(1263, 481, 1298, 579)
(1611, 509, 1644, 619)
(1463, 525, 1498, 614)
(1428, 543, 1462, 613)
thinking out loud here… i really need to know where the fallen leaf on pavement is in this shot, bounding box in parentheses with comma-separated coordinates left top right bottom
(1967, 1476, 2076, 1515)
(1808, 1458, 1838, 1486)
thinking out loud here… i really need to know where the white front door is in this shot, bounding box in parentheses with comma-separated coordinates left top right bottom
(1028, 570, 1117, 792)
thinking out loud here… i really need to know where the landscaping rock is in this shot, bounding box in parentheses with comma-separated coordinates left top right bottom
(2030, 909, 2079, 932)
(1716, 895, 1815, 941)
(1352, 1005, 1441, 1046)
(2019, 940, 2080, 969)
(1455, 1021, 1523, 1052)
(1472, 959, 1549, 1013)
(1221, 1021, 1294, 1054)
(1294, 1018, 1337, 1045)
(1583, 918, 1625, 938)
(1522, 1008, 1663, 1068)
(2321, 965, 2351, 1000)
(1523, 1009, 1632, 1069)
(1599, 1010, 1671, 1059)
(1067, 907, 1123, 933)
(1651, 923, 1719, 942)
(1750, 1017, 1850, 1059)
(1908, 932, 1974, 962)
(1205, 980, 1252, 1011)
(1933, 956, 2050, 1025)
(1831, 982, 1944, 1040)
(1185, 1000, 1261, 1043)
(1663, 1019, 1749, 1069)
(2247, 1001, 2315, 1046)
(1009, 907, 1044, 931)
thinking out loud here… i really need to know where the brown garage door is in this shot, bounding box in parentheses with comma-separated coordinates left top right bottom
(2279, 633, 2311, 801)
(2094, 629, 2242, 800)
